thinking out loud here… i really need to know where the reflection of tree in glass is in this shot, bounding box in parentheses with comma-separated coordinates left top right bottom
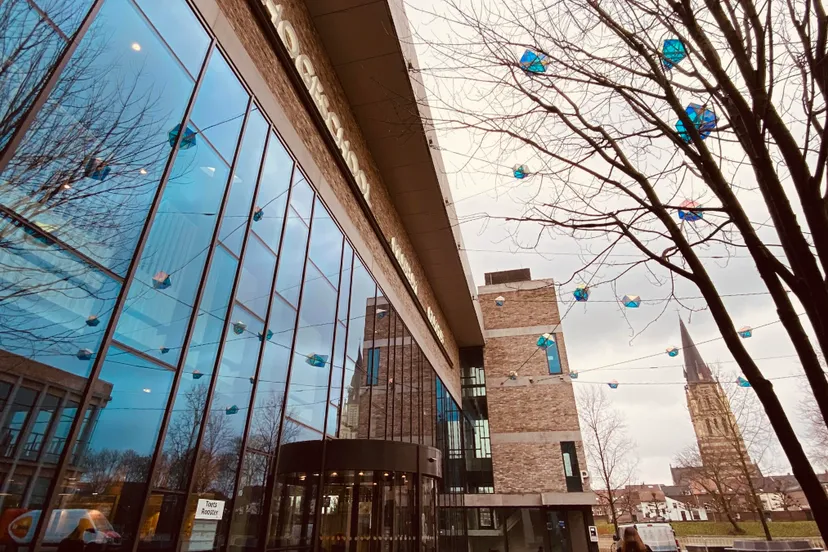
(78, 448, 152, 493)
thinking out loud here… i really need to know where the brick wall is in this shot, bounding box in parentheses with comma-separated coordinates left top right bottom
(206, 0, 461, 397)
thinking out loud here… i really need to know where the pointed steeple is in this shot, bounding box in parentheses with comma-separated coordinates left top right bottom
(680, 318, 713, 382)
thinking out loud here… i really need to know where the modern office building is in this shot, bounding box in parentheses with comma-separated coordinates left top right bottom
(0, 0, 595, 551)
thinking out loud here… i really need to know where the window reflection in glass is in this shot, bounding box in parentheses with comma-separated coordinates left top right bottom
(273, 209, 309, 307)
(370, 294, 390, 440)
(134, 0, 210, 76)
(308, 198, 343, 288)
(340, 262, 375, 440)
(289, 171, 314, 222)
(251, 132, 293, 253)
(0, 0, 196, 274)
(236, 234, 276, 319)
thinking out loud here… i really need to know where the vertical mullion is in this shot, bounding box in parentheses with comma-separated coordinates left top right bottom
(365, 286, 378, 439)
(335, 249, 356, 438)
(27, 30, 215, 552)
(169, 95, 256, 552)
(0, 0, 100, 173)
(388, 312, 395, 441)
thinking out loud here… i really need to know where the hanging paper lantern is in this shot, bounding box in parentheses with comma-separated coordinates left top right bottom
(249, 376, 255, 384)
(662, 39, 687, 69)
(513, 164, 529, 179)
(85, 315, 100, 327)
(168, 124, 197, 149)
(306, 353, 328, 368)
(84, 157, 111, 181)
(508, 370, 519, 381)
(676, 103, 717, 142)
(608, 380, 619, 389)
(232, 320, 247, 335)
(23, 222, 58, 247)
(495, 295, 505, 307)
(226, 405, 239, 415)
(152, 271, 172, 290)
(258, 329, 274, 342)
(736, 376, 751, 388)
(537, 333, 555, 348)
(573, 284, 590, 302)
(76, 348, 93, 361)
(666, 346, 679, 357)
(519, 49, 550, 73)
(159, 346, 170, 354)
(376, 308, 388, 319)
(678, 200, 703, 222)
(253, 207, 264, 222)
(570, 370, 579, 379)
(738, 326, 752, 339)
(192, 370, 203, 380)
(622, 295, 641, 308)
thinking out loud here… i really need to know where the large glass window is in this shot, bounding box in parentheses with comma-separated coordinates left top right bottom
(546, 337, 562, 374)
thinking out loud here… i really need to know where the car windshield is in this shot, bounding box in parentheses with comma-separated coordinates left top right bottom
(88, 511, 115, 531)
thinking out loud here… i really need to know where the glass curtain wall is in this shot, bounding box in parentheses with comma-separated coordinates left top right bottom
(0, 0, 461, 550)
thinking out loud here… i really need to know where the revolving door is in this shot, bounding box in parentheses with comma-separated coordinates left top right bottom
(269, 440, 441, 552)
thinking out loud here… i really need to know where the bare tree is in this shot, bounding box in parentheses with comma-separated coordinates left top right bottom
(800, 379, 828, 469)
(413, 0, 828, 536)
(578, 385, 638, 531)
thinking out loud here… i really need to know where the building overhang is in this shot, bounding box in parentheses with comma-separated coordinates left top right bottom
(302, 0, 484, 348)
(463, 492, 598, 508)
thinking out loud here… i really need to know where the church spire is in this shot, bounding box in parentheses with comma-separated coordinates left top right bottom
(680, 318, 713, 382)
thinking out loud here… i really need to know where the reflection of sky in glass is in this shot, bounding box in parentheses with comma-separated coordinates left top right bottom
(134, 0, 210, 76)
(251, 131, 293, 252)
(274, 211, 309, 306)
(290, 172, 314, 221)
(308, 198, 343, 286)
(237, 235, 276, 319)
(345, 262, 376, 361)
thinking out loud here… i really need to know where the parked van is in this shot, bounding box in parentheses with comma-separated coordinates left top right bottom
(617, 523, 680, 552)
(6, 509, 121, 546)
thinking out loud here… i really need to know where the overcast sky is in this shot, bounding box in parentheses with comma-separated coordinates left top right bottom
(404, 0, 823, 485)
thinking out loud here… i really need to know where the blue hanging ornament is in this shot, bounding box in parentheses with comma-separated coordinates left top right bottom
(537, 333, 555, 348)
(678, 200, 703, 222)
(253, 206, 264, 222)
(192, 370, 203, 380)
(622, 295, 641, 308)
(662, 39, 687, 69)
(306, 353, 328, 368)
(736, 376, 751, 388)
(249, 376, 255, 384)
(152, 271, 172, 290)
(168, 124, 197, 149)
(76, 348, 93, 361)
(495, 295, 505, 307)
(226, 405, 239, 415)
(570, 370, 579, 379)
(508, 370, 519, 381)
(519, 49, 550, 73)
(84, 158, 111, 181)
(666, 346, 679, 357)
(232, 320, 247, 335)
(738, 326, 752, 339)
(573, 284, 590, 302)
(608, 380, 619, 389)
(258, 329, 274, 342)
(513, 164, 529, 179)
(85, 315, 100, 327)
(159, 346, 170, 354)
(676, 103, 717, 142)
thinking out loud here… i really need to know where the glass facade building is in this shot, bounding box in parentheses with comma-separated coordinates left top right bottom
(0, 0, 597, 551)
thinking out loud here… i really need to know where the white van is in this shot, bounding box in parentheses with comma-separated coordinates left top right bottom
(7, 509, 121, 546)
(617, 523, 680, 552)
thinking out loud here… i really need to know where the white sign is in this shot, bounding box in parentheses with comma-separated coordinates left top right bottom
(391, 237, 419, 296)
(427, 306, 445, 344)
(195, 499, 225, 520)
(588, 526, 599, 542)
(261, 0, 371, 205)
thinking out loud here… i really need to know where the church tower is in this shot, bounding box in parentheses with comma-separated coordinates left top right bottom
(680, 319, 758, 475)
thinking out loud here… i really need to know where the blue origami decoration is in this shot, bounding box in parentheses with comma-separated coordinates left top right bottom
(666, 346, 679, 357)
(152, 271, 172, 290)
(537, 333, 555, 348)
(608, 380, 619, 389)
(678, 200, 703, 222)
(573, 284, 590, 302)
(519, 49, 549, 73)
(258, 329, 274, 342)
(232, 320, 247, 335)
(159, 346, 170, 354)
(495, 295, 505, 307)
(676, 103, 717, 142)
(253, 207, 264, 222)
(736, 376, 751, 388)
(513, 164, 529, 179)
(77, 348, 93, 361)
(570, 370, 579, 379)
(306, 353, 328, 367)
(169, 124, 197, 149)
(508, 370, 518, 381)
(249, 376, 255, 384)
(84, 158, 111, 181)
(738, 326, 752, 338)
(86, 316, 100, 327)
(622, 295, 641, 308)
(192, 370, 204, 380)
(662, 39, 687, 69)
(226, 405, 239, 415)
